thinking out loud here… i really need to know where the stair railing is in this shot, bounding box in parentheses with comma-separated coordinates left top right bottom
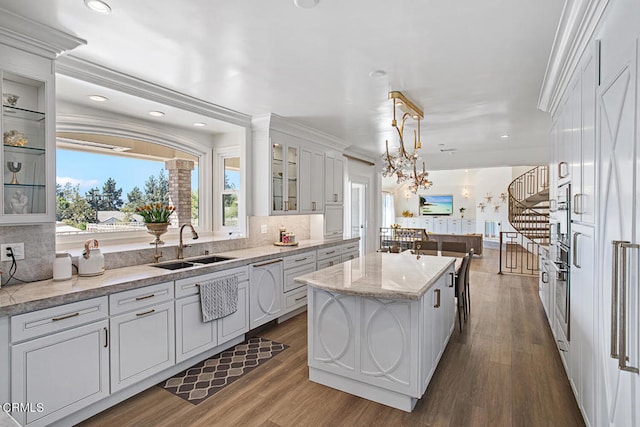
(507, 165, 550, 241)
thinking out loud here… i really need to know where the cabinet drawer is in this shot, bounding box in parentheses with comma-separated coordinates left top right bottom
(175, 266, 249, 298)
(283, 251, 317, 269)
(341, 250, 360, 262)
(317, 246, 342, 260)
(285, 287, 308, 310)
(317, 255, 343, 270)
(341, 242, 359, 253)
(109, 282, 173, 315)
(284, 263, 316, 293)
(11, 296, 108, 343)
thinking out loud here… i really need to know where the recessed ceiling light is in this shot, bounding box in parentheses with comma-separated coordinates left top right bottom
(465, 169, 469, 173)
(500, 134, 510, 139)
(149, 111, 165, 117)
(193, 122, 206, 127)
(369, 70, 387, 78)
(294, 0, 319, 9)
(84, 0, 111, 14)
(88, 95, 108, 102)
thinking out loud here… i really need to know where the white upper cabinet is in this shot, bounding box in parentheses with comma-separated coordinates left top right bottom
(0, 46, 55, 224)
(252, 114, 342, 216)
(325, 153, 344, 205)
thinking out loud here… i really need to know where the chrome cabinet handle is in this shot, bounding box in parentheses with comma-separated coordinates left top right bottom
(136, 309, 155, 317)
(104, 327, 109, 348)
(541, 271, 549, 284)
(52, 312, 80, 322)
(572, 232, 582, 268)
(136, 293, 155, 301)
(558, 161, 569, 179)
(434, 289, 441, 308)
(549, 199, 558, 212)
(573, 193, 585, 215)
(312, 201, 316, 211)
(294, 295, 306, 302)
(333, 193, 338, 202)
(253, 259, 283, 268)
(449, 272, 455, 288)
(610, 241, 626, 359)
(619, 242, 640, 373)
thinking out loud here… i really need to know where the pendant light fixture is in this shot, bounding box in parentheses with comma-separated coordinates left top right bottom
(381, 91, 432, 192)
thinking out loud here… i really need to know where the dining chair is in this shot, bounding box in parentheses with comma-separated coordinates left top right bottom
(413, 240, 438, 255)
(441, 241, 467, 253)
(455, 254, 470, 332)
(465, 248, 474, 314)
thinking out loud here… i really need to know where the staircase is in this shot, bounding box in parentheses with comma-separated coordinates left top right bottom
(498, 165, 549, 276)
(507, 165, 550, 244)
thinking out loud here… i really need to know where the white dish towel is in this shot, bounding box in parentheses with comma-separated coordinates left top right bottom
(199, 275, 238, 322)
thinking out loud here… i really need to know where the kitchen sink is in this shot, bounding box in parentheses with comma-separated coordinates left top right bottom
(151, 261, 197, 270)
(151, 255, 235, 270)
(188, 255, 234, 264)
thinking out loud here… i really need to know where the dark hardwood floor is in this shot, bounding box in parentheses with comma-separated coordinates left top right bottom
(79, 249, 585, 427)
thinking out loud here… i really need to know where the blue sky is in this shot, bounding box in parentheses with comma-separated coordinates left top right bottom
(56, 149, 199, 197)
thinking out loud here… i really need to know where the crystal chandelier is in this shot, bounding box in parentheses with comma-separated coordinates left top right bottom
(381, 91, 432, 192)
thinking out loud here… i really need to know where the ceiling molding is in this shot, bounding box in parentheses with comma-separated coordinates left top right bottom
(538, 0, 609, 114)
(0, 7, 85, 59)
(57, 113, 207, 157)
(343, 147, 378, 166)
(252, 113, 347, 152)
(56, 55, 252, 128)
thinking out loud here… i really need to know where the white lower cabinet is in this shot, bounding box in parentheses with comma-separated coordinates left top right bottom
(218, 280, 250, 343)
(283, 253, 317, 312)
(11, 320, 110, 427)
(109, 300, 175, 392)
(250, 259, 284, 328)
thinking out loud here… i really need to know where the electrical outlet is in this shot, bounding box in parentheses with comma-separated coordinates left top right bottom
(261, 224, 268, 234)
(1, 243, 25, 261)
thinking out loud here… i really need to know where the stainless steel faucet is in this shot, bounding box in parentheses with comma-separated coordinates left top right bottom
(177, 223, 199, 259)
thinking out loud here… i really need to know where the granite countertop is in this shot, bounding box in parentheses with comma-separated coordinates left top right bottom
(0, 238, 358, 316)
(294, 251, 456, 300)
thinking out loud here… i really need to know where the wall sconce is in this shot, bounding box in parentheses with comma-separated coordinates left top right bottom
(462, 187, 470, 199)
(485, 193, 493, 203)
(477, 202, 486, 213)
(405, 192, 411, 199)
(500, 192, 507, 203)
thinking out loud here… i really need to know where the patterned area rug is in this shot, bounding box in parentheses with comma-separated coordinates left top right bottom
(159, 337, 288, 405)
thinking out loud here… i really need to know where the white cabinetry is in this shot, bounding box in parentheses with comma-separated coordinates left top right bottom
(316, 245, 343, 270)
(447, 218, 462, 234)
(283, 252, 316, 311)
(569, 224, 596, 426)
(270, 135, 299, 214)
(0, 45, 56, 223)
(433, 218, 448, 234)
(250, 259, 284, 328)
(174, 267, 249, 363)
(569, 45, 597, 225)
(324, 204, 344, 239)
(299, 148, 324, 213)
(324, 153, 344, 204)
(460, 219, 475, 234)
(109, 282, 175, 392)
(10, 297, 109, 427)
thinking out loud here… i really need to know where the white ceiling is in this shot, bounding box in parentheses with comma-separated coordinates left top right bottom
(0, 0, 564, 170)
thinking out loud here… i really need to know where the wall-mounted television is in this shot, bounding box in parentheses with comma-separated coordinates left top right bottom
(419, 194, 454, 215)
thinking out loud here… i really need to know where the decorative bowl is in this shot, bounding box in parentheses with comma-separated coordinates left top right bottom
(2, 93, 19, 107)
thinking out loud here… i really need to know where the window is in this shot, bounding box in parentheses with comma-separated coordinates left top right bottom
(55, 137, 199, 237)
(222, 157, 240, 227)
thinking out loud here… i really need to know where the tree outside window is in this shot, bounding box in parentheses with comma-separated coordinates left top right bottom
(222, 157, 240, 227)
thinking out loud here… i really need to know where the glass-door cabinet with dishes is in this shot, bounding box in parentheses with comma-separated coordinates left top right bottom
(1, 69, 54, 223)
(271, 141, 298, 214)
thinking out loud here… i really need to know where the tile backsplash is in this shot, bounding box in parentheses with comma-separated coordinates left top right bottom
(0, 215, 318, 285)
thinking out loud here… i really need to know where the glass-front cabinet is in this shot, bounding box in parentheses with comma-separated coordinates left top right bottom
(1, 68, 54, 223)
(271, 141, 298, 213)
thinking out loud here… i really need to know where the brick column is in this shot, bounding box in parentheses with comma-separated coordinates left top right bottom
(165, 159, 194, 227)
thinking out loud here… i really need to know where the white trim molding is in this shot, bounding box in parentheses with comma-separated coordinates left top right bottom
(56, 55, 252, 128)
(253, 113, 347, 152)
(0, 7, 85, 59)
(538, 0, 610, 114)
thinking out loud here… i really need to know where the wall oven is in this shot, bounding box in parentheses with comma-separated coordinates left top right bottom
(554, 182, 571, 341)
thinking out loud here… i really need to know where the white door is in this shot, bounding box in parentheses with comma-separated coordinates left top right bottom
(350, 181, 366, 255)
(597, 32, 639, 427)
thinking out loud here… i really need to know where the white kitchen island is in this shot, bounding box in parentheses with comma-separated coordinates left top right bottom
(294, 252, 457, 412)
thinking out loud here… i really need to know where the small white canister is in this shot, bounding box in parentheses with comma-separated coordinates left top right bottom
(53, 252, 72, 281)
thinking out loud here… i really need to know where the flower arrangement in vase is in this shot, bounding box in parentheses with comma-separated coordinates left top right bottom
(136, 203, 175, 246)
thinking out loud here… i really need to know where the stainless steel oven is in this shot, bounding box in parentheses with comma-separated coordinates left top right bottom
(554, 182, 571, 341)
